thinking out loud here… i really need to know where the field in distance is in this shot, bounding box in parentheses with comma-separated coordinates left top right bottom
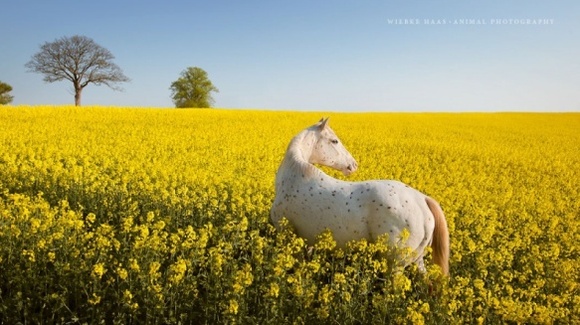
(0, 106, 578, 324)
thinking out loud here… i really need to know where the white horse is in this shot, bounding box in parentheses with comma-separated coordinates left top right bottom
(270, 118, 449, 275)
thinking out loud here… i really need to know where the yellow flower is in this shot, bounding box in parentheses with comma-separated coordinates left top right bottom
(117, 267, 128, 280)
(123, 289, 133, 302)
(420, 302, 430, 314)
(169, 258, 187, 285)
(398, 228, 410, 243)
(342, 291, 351, 303)
(86, 213, 96, 224)
(315, 230, 336, 251)
(268, 283, 280, 298)
(129, 258, 140, 272)
(333, 273, 346, 285)
(393, 273, 412, 293)
(407, 307, 425, 325)
(149, 261, 161, 278)
(22, 249, 35, 262)
(92, 263, 106, 279)
(122, 216, 133, 233)
(154, 220, 166, 231)
(307, 261, 321, 274)
(318, 285, 334, 304)
(209, 248, 224, 276)
(228, 299, 239, 315)
(88, 293, 101, 305)
(239, 216, 249, 232)
(30, 218, 41, 233)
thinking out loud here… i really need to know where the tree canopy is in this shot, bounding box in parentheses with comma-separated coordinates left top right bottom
(25, 35, 129, 106)
(0, 81, 13, 105)
(170, 67, 219, 108)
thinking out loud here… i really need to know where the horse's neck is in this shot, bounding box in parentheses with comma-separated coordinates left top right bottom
(277, 131, 320, 181)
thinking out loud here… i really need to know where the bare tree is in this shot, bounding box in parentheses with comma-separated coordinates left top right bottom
(26, 35, 129, 106)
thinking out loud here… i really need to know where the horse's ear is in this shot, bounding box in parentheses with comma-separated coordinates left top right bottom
(318, 117, 329, 130)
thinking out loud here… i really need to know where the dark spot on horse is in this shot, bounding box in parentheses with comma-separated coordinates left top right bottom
(332, 193, 335, 197)
(358, 205, 362, 208)
(366, 188, 370, 192)
(379, 204, 383, 206)
(372, 200, 375, 202)
(348, 209, 351, 212)
(387, 206, 391, 209)
(346, 202, 349, 205)
(378, 224, 381, 228)
(327, 206, 331, 209)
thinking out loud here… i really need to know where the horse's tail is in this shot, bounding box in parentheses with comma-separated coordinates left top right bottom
(425, 197, 450, 276)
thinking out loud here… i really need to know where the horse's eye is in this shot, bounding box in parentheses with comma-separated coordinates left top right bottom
(331, 139, 339, 144)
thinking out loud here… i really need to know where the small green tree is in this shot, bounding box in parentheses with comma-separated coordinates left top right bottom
(170, 67, 219, 108)
(0, 81, 14, 104)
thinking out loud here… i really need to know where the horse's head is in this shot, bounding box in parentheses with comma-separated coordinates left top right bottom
(309, 118, 358, 176)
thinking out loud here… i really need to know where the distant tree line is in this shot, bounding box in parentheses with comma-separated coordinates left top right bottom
(13, 35, 218, 108)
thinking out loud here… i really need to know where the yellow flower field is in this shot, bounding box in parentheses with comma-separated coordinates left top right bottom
(0, 106, 578, 324)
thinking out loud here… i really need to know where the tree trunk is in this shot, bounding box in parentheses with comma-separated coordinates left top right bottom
(74, 87, 82, 106)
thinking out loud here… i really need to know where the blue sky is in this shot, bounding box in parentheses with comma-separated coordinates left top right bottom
(2, 1, 579, 111)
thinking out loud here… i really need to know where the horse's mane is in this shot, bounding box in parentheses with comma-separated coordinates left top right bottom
(282, 130, 320, 179)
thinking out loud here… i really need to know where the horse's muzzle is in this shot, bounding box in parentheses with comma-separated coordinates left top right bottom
(343, 161, 358, 176)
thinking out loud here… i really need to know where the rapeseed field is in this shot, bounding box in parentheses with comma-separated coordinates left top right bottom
(0, 106, 578, 324)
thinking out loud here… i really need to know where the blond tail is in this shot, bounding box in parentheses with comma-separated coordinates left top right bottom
(425, 197, 450, 276)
